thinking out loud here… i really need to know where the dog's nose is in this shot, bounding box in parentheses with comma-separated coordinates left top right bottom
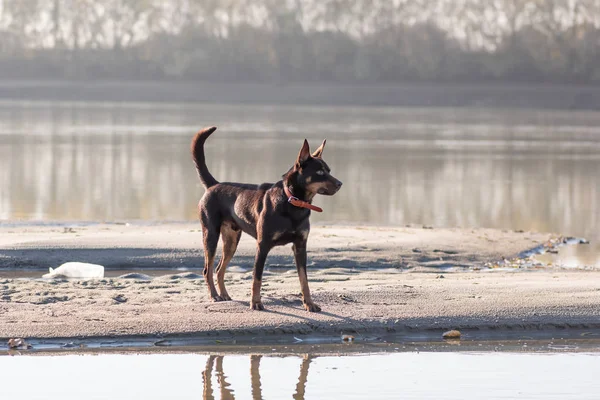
(336, 180, 343, 188)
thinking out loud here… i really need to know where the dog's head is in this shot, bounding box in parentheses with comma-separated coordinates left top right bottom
(288, 139, 342, 197)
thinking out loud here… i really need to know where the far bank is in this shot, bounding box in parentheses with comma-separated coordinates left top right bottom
(2, 80, 600, 110)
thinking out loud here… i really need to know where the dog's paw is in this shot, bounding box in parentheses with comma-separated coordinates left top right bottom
(211, 295, 224, 302)
(303, 302, 321, 312)
(219, 293, 232, 301)
(251, 301, 265, 311)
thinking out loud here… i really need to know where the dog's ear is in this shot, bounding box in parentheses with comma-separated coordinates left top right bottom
(296, 139, 311, 167)
(312, 139, 326, 158)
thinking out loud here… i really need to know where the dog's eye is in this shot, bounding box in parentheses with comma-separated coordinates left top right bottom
(316, 170, 325, 176)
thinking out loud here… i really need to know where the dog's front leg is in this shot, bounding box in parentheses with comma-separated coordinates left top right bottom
(293, 240, 321, 312)
(250, 242, 271, 310)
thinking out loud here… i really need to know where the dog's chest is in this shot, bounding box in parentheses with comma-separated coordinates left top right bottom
(271, 229, 308, 246)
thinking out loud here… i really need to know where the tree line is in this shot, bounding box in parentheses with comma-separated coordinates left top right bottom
(1, 0, 600, 84)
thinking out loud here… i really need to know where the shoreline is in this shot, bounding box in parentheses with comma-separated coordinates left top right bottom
(4, 332, 600, 354)
(2, 80, 600, 110)
(0, 223, 598, 342)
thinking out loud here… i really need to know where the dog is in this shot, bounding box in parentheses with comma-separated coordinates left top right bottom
(191, 127, 342, 312)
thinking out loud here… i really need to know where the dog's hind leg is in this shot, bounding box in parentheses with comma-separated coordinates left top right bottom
(215, 222, 241, 301)
(201, 213, 222, 301)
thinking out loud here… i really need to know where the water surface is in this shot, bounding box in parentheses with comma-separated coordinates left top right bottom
(0, 101, 598, 266)
(1, 351, 598, 399)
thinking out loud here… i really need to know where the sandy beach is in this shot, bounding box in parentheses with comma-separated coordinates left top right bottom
(0, 223, 597, 340)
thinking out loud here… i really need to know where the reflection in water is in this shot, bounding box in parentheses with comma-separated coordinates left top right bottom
(0, 351, 600, 400)
(1, 102, 599, 266)
(1, 352, 600, 399)
(250, 355, 262, 400)
(202, 354, 312, 400)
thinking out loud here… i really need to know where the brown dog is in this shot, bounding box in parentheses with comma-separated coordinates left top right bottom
(191, 127, 342, 312)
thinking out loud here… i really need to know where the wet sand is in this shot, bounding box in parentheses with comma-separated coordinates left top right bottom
(0, 223, 598, 340)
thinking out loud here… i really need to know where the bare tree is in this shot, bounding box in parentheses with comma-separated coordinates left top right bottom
(1, 0, 600, 83)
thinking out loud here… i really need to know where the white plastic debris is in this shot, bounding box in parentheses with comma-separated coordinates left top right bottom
(42, 262, 105, 279)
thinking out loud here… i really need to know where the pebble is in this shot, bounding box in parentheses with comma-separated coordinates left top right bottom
(442, 330, 461, 339)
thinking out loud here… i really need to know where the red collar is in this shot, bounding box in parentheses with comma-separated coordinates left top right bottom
(284, 184, 323, 212)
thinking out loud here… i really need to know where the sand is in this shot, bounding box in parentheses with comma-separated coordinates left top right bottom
(0, 223, 553, 270)
(0, 223, 597, 340)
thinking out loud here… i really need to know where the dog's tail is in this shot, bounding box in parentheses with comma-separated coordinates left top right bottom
(191, 126, 219, 189)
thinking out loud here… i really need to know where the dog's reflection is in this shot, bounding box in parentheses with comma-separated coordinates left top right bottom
(202, 354, 314, 400)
